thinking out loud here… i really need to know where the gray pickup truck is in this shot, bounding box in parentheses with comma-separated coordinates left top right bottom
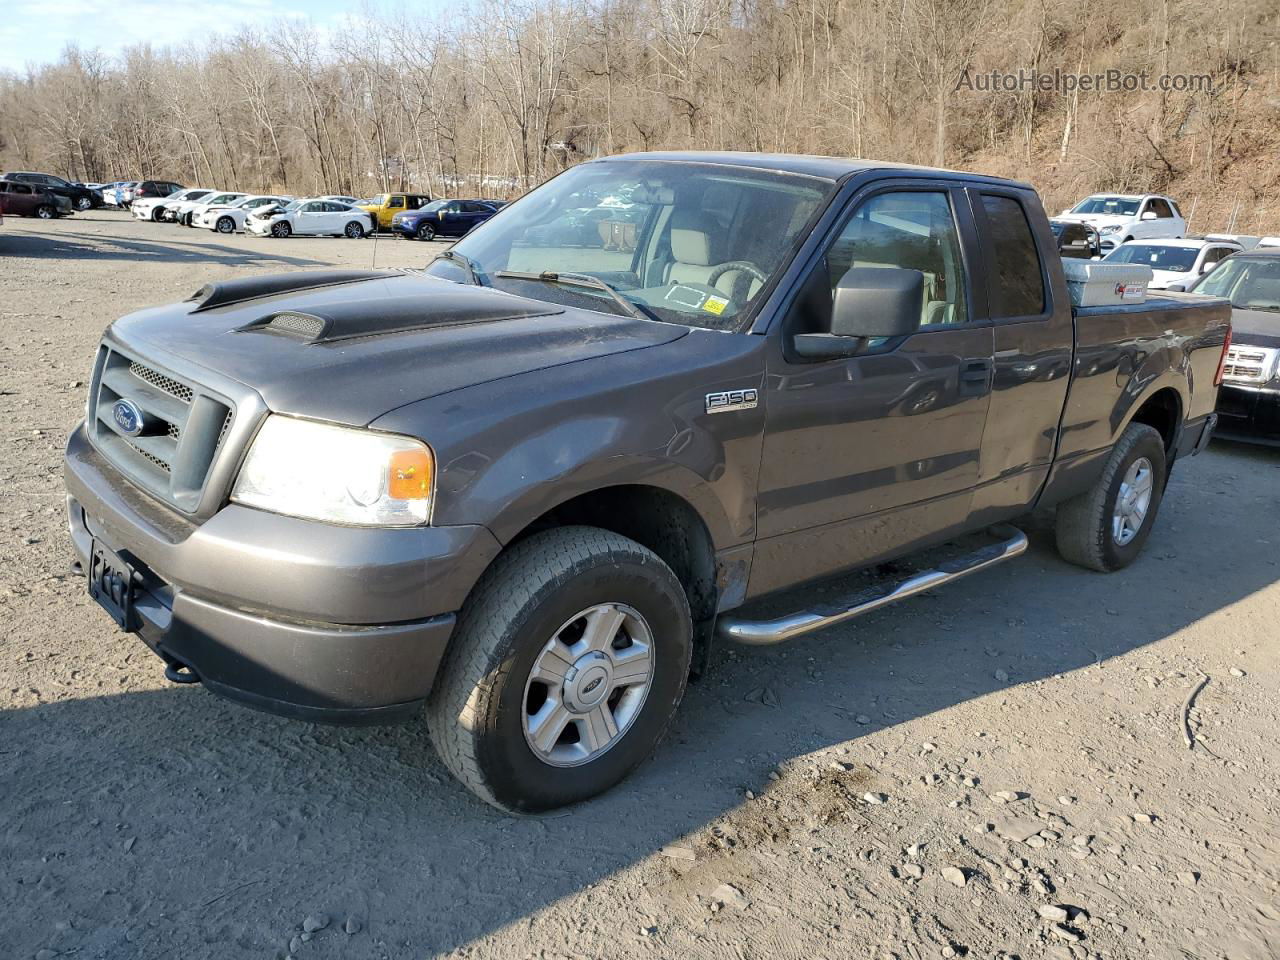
(64, 152, 1230, 811)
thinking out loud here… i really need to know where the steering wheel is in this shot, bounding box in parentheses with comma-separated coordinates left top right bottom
(706, 261, 769, 288)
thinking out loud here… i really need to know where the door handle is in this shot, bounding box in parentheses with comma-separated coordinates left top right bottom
(959, 359, 993, 394)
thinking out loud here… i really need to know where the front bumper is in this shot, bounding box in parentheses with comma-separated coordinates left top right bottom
(64, 424, 502, 723)
(1215, 382, 1280, 445)
(390, 219, 419, 238)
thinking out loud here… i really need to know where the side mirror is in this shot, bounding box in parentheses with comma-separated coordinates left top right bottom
(793, 267, 924, 360)
(1166, 283, 1186, 292)
(1140, 211, 1157, 221)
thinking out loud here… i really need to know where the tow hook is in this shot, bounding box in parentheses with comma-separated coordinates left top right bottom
(162, 657, 201, 685)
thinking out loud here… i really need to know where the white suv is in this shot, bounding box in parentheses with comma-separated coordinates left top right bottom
(1057, 194, 1186, 252)
(1103, 237, 1241, 290)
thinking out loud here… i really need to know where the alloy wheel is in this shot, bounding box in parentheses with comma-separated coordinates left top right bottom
(1112, 456, 1154, 546)
(521, 603, 655, 767)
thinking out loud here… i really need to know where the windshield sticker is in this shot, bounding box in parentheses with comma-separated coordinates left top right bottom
(666, 285, 708, 309)
(703, 295, 729, 315)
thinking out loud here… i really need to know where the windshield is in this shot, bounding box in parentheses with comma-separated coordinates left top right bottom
(425, 160, 833, 330)
(1192, 257, 1280, 312)
(367, 195, 387, 206)
(1105, 244, 1198, 272)
(1071, 196, 1140, 216)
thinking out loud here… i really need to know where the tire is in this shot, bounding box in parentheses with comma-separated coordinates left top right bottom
(344, 220, 364, 239)
(36, 205, 55, 219)
(428, 526, 692, 812)
(271, 221, 291, 238)
(216, 216, 235, 234)
(1055, 422, 1167, 572)
(416, 222, 436, 241)
(75, 196, 92, 211)
(151, 208, 163, 222)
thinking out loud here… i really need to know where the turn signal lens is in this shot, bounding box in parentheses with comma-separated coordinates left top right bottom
(388, 449, 433, 500)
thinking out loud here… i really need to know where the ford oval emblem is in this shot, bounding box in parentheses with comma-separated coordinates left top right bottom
(111, 399, 145, 437)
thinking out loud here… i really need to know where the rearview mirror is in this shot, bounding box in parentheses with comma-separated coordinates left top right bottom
(793, 267, 924, 360)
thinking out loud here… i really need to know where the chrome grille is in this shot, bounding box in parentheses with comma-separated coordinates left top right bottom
(87, 345, 234, 513)
(129, 361, 193, 402)
(1222, 345, 1278, 384)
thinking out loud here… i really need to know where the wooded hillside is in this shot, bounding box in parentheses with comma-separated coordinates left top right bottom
(2, 0, 1277, 232)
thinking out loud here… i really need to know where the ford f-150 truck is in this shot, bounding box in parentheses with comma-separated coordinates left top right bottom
(64, 152, 1230, 811)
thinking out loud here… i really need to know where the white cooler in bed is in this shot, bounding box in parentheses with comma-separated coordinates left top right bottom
(1061, 260, 1153, 307)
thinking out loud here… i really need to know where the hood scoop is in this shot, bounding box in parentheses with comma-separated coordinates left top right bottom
(237, 283, 564, 344)
(189, 269, 386, 313)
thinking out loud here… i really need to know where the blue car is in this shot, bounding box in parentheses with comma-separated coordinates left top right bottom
(391, 198, 499, 241)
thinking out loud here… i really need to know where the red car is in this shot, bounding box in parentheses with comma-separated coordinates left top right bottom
(0, 180, 69, 219)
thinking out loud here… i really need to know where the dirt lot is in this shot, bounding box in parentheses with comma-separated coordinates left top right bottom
(2, 210, 1278, 960)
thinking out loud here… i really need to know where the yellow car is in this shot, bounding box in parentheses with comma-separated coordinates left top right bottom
(360, 192, 432, 230)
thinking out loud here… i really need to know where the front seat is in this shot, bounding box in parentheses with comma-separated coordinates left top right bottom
(666, 211, 763, 301)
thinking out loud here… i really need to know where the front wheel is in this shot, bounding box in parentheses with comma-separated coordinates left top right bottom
(270, 221, 292, 238)
(428, 527, 692, 812)
(151, 208, 163, 222)
(344, 220, 365, 239)
(75, 196, 92, 211)
(415, 222, 436, 241)
(216, 216, 235, 234)
(1055, 422, 1166, 572)
(36, 205, 55, 219)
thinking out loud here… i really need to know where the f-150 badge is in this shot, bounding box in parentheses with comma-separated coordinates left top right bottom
(706, 389, 759, 414)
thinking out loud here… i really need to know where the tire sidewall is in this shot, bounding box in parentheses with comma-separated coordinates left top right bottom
(1098, 429, 1166, 569)
(477, 553, 691, 812)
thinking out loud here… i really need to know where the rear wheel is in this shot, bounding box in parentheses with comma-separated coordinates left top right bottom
(36, 205, 55, 219)
(416, 222, 436, 241)
(1055, 422, 1166, 572)
(344, 220, 365, 239)
(271, 221, 292, 238)
(216, 216, 235, 234)
(428, 526, 692, 812)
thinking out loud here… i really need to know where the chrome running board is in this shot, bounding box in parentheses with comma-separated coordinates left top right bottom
(716, 524, 1028, 646)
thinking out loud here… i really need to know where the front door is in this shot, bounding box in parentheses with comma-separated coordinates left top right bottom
(751, 184, 994, 596)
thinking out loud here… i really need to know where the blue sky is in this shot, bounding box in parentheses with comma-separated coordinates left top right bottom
(0, 0, 379, 72)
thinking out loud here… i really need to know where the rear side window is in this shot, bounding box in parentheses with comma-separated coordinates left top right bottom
(980, 194, 1046, 318)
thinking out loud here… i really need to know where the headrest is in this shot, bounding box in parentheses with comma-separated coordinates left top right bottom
(670, 211, 720, 267)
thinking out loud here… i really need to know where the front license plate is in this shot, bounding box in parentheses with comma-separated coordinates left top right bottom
(88, 539, 137, 631)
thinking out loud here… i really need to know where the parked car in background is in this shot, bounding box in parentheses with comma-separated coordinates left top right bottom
(98, 181, 130, 206)
(1049, 218, 1102, 259)
(391, 198, 499, 240)
(1257, 237, 1280, 249)
(1104, 237, 1241, 289)
(1, 171, 100, 211)
(180, 192, 249, 227)
(1184, 248, 1280, 444)
(360, 192, 431, 230)
(131, 180, 184, 205)
(193, 195, 292, 233)
(139, 188, 212, 223)
(0, 180, 72, 218)
(1056, 194, 1186, 252)
(246, 198, 374, 238)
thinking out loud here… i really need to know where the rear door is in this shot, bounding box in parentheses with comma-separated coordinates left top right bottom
(966, 188, 1074, 522)
(752, 181, 995, 595)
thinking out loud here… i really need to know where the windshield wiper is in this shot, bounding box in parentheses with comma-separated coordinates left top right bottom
(431, 249, 485, 286)
(494, 270, 657, 322)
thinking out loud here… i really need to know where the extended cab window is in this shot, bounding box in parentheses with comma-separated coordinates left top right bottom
(980, 194, 1046, 318)
(826, 191, 968, 327)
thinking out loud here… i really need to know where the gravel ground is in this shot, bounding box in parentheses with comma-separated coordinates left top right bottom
(2, 211, 1278, 960)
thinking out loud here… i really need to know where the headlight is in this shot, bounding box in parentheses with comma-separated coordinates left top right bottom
(1099, 224, 1123, 235)
(231, 416, 434, 526)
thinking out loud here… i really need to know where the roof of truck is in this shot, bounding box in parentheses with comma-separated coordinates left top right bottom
(598, 151, 1033, 189)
